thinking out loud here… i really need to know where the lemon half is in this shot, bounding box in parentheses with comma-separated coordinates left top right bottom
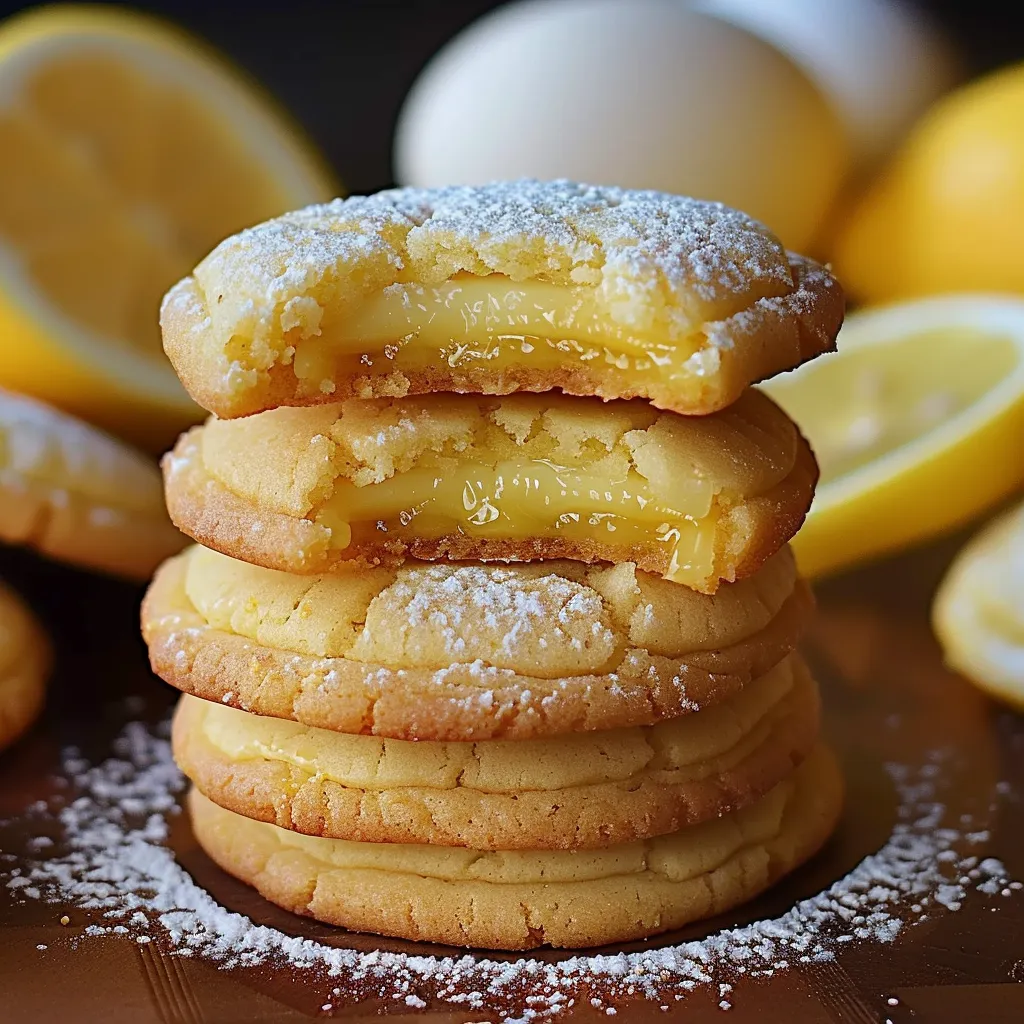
(0, 5, 337, 448)
(933, 501, 1024, 710)
(763, 295, 1024, 578)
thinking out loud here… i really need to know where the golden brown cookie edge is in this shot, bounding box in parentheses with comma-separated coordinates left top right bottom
(0, 583, 50, 750)
(171, 661, 820, 849)
(185, 745, 843, 949)
(164, 252, 842, 420)
(162, 413, 818, 593)
(141, 551, 814, 740)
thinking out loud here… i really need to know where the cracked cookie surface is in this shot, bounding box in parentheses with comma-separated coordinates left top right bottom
(187, 744, 842, 949)
(161, 180, 843, 419)
(142, 544, 813, 740)
(173, 653, 820, 849)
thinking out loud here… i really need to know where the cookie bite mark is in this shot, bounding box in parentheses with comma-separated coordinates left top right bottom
(161, 180, 843, 418)
(164, 389, 817, 593)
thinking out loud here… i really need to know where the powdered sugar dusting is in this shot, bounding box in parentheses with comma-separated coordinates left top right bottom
(175, 179, 808, 385)
(204, 179, 791, 306)
(387, 563, 616, 665)
(0, 388, 162, 507)
(3, 720, 1019, 1020)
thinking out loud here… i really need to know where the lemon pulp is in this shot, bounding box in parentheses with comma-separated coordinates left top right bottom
(0, 54, 292, 359)
(761, 296, 1024, 579)
(0, 7, 336, 446)
(769, 327, 1018, 485)
(933, 502, 1024, 710)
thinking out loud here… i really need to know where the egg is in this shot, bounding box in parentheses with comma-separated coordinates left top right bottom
(394, 0, 849, 251)
(693, 0, 960, 166)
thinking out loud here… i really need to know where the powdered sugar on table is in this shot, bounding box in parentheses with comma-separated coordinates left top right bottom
(2, 717, 1019, 1020)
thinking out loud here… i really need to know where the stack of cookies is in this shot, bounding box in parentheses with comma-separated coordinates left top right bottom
(143, 181, 845, 950)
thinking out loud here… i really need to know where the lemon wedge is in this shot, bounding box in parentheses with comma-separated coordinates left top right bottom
(762, 295, 1024, 578)
(933, 501, 1024, 710)
(0, 6, 337, 448)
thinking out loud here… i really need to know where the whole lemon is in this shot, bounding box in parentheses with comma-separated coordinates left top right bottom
(833, 63, 1024, 302)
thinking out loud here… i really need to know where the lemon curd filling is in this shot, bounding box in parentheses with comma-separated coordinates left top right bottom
(290, 275, 702, 389)
(314, 458, 720, 586)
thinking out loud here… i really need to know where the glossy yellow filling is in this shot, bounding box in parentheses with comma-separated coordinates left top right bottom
(291, 276, 701, 389)
(315, 460, 719, 586)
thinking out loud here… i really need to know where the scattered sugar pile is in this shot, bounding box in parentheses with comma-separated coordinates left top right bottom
(2, 719, 1020, 1019)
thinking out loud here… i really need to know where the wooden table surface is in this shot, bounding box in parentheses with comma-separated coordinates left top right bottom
(2, 532, 1023, 1023)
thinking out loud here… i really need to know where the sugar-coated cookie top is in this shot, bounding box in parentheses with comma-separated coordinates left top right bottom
(181, 543, 798, 670)
(161, 181, 821, 381)
(168, 178, 794, 333)
(0, 388, 164, 512)
(0, 389, 187, 580)
(161, 180, 844, 420)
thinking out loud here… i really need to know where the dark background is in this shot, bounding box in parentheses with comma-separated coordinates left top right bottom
(1, 0, 1022, 195)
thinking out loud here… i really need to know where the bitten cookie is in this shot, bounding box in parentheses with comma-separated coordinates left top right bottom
(163, 389, 817, 593)
(0, 389, 185, 579)
(173, 653, 820, 849)
(161, 180, 843, 419)
(188, 744, 843, 950)
(0, 579, 50, 751)
(143, 544, 814, 740)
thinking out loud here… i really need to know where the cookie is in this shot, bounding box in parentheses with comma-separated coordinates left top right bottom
(163, 389, 817, 593)
(161, 180, 843, 419)
(0, 579, 50, 751)
(188, 743, 842, 950)
(173, 651, 819, 849)
(933, 500, 1024, 709)
(0, 389, 185, 579)
(143, 544, 813, 740)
